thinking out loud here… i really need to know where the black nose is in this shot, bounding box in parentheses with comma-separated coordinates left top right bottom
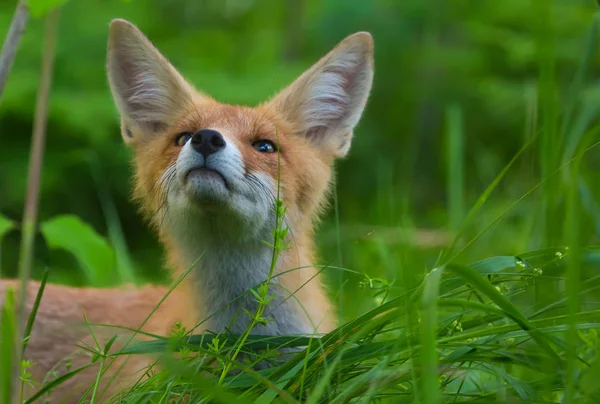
(191, 129, 226, 157)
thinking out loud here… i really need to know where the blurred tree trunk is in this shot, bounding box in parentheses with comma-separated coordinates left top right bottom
(283, 0, 304, 62)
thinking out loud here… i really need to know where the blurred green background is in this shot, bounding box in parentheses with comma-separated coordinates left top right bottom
(1, 0, 599, 321)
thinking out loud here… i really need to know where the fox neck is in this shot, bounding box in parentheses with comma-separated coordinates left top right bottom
(161, 217, 322, 336)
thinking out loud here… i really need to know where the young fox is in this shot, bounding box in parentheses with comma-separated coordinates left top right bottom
(0, 19, 373, 402)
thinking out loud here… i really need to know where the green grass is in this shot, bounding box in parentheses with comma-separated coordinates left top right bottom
(26, 245, 596, 403)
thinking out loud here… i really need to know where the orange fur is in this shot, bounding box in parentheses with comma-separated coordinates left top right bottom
(0, 19, 373, 403)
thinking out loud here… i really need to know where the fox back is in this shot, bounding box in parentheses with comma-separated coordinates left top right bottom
(0, 19, 374, 402)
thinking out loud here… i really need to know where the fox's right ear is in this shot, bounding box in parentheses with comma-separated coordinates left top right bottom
(266, 32, 373, 158)
(107, 19, 197, 144)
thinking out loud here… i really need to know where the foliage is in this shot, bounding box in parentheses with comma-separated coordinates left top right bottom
(0, 213, 13, 243)
(19, 247, 600, 403)
(40, 214, 115, 286)
(28, 0, 70, 19)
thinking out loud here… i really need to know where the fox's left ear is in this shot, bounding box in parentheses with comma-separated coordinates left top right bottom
(267, 32, 374, 158)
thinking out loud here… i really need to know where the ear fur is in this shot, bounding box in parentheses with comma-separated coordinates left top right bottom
(266, 32, 374, 158)
(106, 19, 199, 143)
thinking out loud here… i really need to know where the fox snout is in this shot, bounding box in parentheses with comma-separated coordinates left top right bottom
(175, 127, 236, 203)
(165, 121, 276, 236)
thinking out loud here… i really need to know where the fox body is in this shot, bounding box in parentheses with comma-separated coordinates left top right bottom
(0, 19, 373, 402)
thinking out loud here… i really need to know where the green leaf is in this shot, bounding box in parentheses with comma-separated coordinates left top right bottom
(0, 214, 14, 240)
(28, 0, 69, 18)
(103, 335, 118, 354)
(120, 333, 317, 355)
(470, 256, 520, 274)
(440, 255, 520, 296)
(40, 214, 115, 286)
(22, 269, 49, 357)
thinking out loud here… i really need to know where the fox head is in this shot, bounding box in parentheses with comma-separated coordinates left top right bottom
(106, 19, 373, 246)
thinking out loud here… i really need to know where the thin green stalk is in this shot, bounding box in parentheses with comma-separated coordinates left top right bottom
(88, 356, 105, 404)
(533, 0, 561, 330)
(420, 267, 444, 404)
(84, 259, 198, 400)
(218, 130, 288, 384)
(13, 8, 59, 404)
(445, 103, 464, 233)
(534, 0, 561, 245)
(447, 138, 600, 264)
(0, 215, 16, 278)
(1, 287, 17, 404)
(87, 153, 136, 284)
(440, 137, 535, 264)
(21, 268, 48, 357)
(564, 135, 589, 403)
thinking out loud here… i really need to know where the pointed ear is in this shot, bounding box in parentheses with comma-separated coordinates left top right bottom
(106, 19, 198, 144)
(267, 32, 374, 158)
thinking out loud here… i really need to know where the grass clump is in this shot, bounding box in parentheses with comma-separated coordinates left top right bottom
(30, 246, 597, 403)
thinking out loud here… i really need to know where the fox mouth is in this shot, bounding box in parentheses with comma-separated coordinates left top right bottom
(185, 167, 230, 190)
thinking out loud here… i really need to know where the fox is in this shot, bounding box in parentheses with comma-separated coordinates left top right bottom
(0, 19, 374, 402)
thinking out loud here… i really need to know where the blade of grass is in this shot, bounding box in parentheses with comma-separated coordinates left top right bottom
(0, 287, 17, 404)
(0, 214, 15, 278)
(87, 153, 136, 284)
(447, 139, 600, 263)
(563, 116, 594, 402)
(560, 13, 599, 143)
(445, 263, 561, 362)
(13, 8, 60, 403)
(159, 354, 253, 404)
(440, 136, 535, 265)
(420, 266, 444, 404)
(87, 256, 199, 399)
(445, 103, 464, 233)
(22, 364, 94, 404)
(21, 268, 48, 357)
(303, 307, 403, 403)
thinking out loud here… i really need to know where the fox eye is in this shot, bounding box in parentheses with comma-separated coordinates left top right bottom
(175, 132, 192, 147)
(252, 140, 278, 153)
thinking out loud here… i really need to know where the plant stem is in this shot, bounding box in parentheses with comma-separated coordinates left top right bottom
(218, 132, 287, 384)
(13, 8, 60, 404)
(0, 0, 29, 103)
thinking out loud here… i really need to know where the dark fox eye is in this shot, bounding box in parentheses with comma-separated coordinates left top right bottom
(175, 132, 192, 146)
(252, 140, 277, 153)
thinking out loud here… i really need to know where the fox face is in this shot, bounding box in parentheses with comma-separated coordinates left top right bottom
(135, 103, 292, 242)
(107, 20, 373, 243)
